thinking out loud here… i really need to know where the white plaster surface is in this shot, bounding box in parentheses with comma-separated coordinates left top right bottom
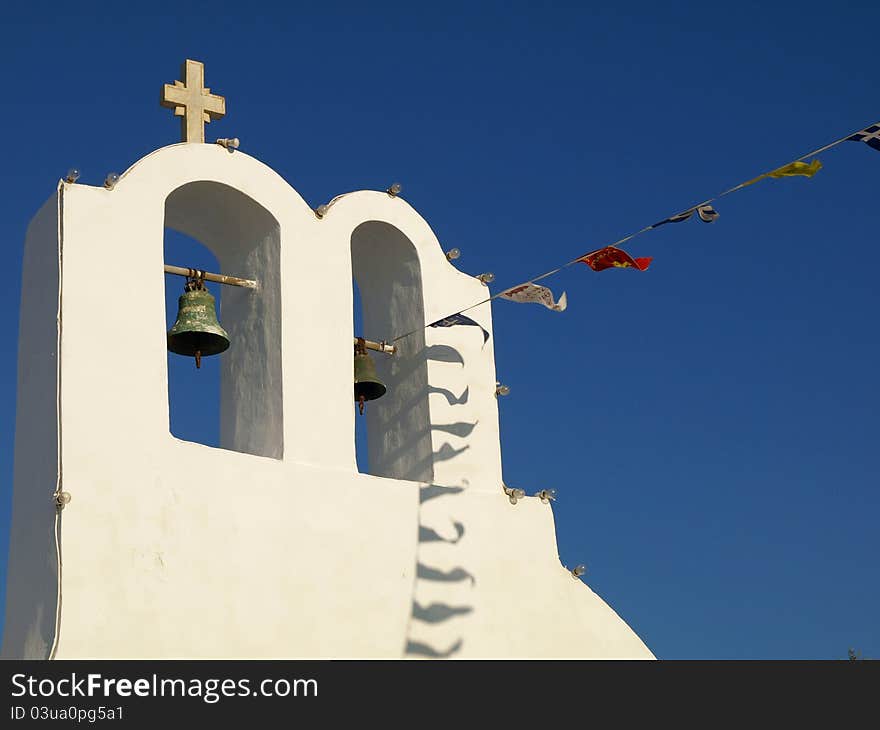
(2, 144, 653, 659)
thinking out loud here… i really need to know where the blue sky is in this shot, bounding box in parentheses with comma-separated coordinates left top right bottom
(1, 1, 878, 659)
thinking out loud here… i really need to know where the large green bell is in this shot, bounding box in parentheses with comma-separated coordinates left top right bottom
(167, 282, 230, 369)
(354, 338, 386, 414)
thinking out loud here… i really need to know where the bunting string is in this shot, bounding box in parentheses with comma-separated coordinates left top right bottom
(392, 119, 880, 344)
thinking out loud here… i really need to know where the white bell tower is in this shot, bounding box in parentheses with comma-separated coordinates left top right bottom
(2, 60, 653, 659)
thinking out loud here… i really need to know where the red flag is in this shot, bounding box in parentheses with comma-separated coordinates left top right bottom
(577, 246, 652, 272)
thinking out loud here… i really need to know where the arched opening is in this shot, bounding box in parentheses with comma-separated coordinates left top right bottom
(351, 222, 433, 482)
(164, 181, 283, 459)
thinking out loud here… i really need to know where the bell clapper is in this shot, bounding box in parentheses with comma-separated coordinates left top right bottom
(358, 394, 366, 415)
(191, 275, 204, 370)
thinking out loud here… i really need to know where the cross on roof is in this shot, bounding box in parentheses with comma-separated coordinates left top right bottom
(161, 59, 226, 143)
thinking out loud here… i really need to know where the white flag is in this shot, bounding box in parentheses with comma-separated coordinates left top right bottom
(499, 282, 567, 312)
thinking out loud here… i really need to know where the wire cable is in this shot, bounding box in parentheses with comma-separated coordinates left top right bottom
(392, 119, 878, 343)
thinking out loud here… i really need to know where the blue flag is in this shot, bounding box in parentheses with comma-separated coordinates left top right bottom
(429, 313, 490, 343)
(847, 124, 880, 152)
(651, 204, 719, 229)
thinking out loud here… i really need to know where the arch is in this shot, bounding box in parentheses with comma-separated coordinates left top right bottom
(351, 221, 433, 482)
(165, 181, 283, 459)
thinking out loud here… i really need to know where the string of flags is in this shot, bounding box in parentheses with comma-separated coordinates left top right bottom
(409, 120, 880, 343)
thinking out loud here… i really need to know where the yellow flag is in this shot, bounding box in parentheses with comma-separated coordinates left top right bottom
(743, 158, 822, 187)
(767, 159, 822, 178)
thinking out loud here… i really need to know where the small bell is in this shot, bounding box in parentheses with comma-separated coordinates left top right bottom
(167, 278, 230, 369)
(354, 338, 387, 414)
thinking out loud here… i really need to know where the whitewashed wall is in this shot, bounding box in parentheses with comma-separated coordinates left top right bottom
(2, 144, 653, 659)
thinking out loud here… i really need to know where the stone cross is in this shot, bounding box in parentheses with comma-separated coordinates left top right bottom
(161, 60, 226, 143)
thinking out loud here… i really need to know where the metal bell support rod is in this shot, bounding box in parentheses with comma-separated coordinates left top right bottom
(354, 338, 395, 355)
(164, 264, 258, 290)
